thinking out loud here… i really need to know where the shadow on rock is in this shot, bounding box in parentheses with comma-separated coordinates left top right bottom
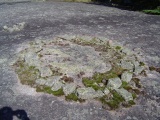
(0, 106, 30, 120)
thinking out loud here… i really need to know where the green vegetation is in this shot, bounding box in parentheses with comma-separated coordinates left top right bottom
(115, 46, 122, 50)
(132, 78, 142, 88)
(82, 64, 124, 91)
(36, 86, 64, 96)
(65, 93, 85, 102)
(13, 60, 40, 86)
(142, 8, 160, 15)
(132, 93, 137, 99)
(149, 66, 160, 73)
(100, 90, 125, 109)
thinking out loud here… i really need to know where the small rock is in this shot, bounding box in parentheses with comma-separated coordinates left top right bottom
(103, 88, 110, 95)
(121, 71, 133, 83)
(39, 66, 53, 78)
(107, 77, 122, 90)
(134, 66, 144, 75)
(63, 83, 77, 95)
(35, 78, 46, 85)
(51, 80, 64, 91)
(122, 48, 132, 55)
(115, 88, 133, 101)
(98, 83, 104, 87)
(120, 60, 133, 71)
(45, 78, 55, 87)
(24, 51, 40, 66)
(95, 90, 105, 98)
(77, 87, 95, 99)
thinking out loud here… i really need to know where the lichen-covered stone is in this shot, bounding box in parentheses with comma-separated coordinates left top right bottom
(51, 80, 64, 91)
(120, 60, 133, 71)
(38, 66, 53, 78)
(121, 71, 133, 83)
(44, 77, 56, 87)
(115, 88, 133, 101)
(63, 83, 77, 95)
(103, 88, 110, 95)
(24, 51, 40, 67)
(76, 87, 104, 99)
(134, 66, 144, 75)
(35, 78, 46, 85)
(3, 22, 26, 33)
(107, 77, 122, 90)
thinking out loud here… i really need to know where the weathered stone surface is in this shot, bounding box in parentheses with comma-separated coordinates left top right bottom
(35, 78, 46, 85)
(134, 66, 144, 75)
(103, 88, 110, 95)
(3, 22, 26, 33)
(115, 88, 133, 101)
(63, 83, 77, 95)
(122, 48, 132, 55)
(120, 60, 134, 71)
(24, 51, 40, 67)
(76, 87, 95, 99)
(121, 71, 133, 83)
(132, 60, 140, 68)
(95, 90, 105, 98)
(38, 66, 53, 78)
(107, 77, 122, 90)
(51, 80, 64, 91)
(45, 77, 56, 87)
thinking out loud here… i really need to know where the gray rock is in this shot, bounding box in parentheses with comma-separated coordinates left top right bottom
(35, 78, 46, 85)
(122, 48, 132, 55)
(120, 60, 133, 71)
(132, 60, 140, 68)
(107, 77, 122, 90)
(63, 83, 77, 95)
(95, 90, 105, 98)
(45, 77, 56, 87)
(76, 87, 95, 99)
(24, 51, 40, 67)
(121, 71, 133, 83)
(38, 66, 53, 78)
(51, 80, 64, 91)
(134, 66, 144, 75)
(115, 88, 133, 101)
(103, 88, 110, 95)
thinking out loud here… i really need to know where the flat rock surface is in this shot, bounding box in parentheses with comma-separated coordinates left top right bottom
(0, 1, 160, 120)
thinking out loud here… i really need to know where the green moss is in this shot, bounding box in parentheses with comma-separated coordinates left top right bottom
(132, 78, 142, 88)
(52, 88, 64, 96)
(99, 91, 125, 109)
(128, 100, 135, 105)
(13, 61, 40, 86)
(106, 100, 119, 109)
(132, 93, 137, 99)
(65, 93, 85, 102)
(82, 78, 101, 91)
(115, 46, 121, 50)
(112, 90, 125, 102)
(139, 62, 145, 66)
(120, 81, 128, 88)
(36, 85, 64, 96)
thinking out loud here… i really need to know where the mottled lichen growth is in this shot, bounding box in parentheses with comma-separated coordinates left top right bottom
(12, 36, 147, 110)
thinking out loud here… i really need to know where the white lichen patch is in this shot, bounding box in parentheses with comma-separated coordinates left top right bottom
(3, 22, 26, 33)
(12, 36, 147, 110)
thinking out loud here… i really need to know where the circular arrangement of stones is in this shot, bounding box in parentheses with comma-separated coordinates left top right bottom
(12, 36, 147, 110)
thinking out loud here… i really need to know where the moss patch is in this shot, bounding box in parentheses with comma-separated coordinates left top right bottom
(65, 93, 85, 102)
(36, 86, 64, 96)
(13, 60, 40, 86)
(100, 90, 125, 109)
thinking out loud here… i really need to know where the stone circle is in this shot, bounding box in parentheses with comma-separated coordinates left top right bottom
(12, 36, 147, 110)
